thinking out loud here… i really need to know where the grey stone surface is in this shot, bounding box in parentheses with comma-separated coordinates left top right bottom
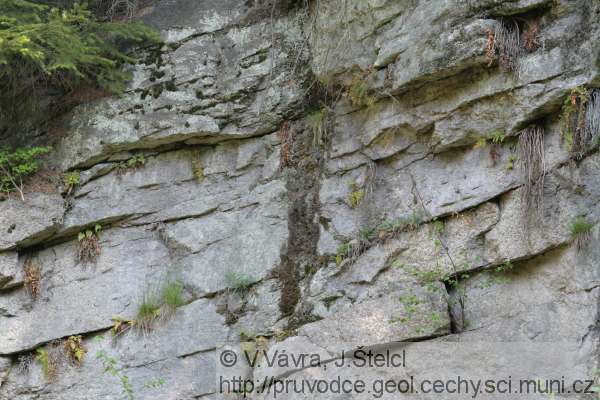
(0, 194, 64, 251)
(0, 226, 172, 355)
(54, 7, 306, 170)
(0, 252, 18, 289)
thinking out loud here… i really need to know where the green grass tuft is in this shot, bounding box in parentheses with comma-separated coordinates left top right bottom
(570, 217, 593, 236)
(224, 271, 255, 293)
(161, 280, 185, 310)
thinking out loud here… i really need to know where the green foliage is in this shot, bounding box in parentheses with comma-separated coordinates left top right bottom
(224, 271, 255, 293)
(505, 155, 517, 170)
(334, 212, 426, 266)
(490, 130, 506, 144)
(335, 242, 353, 265)
(135, 278, 186, 334)
(144, 377, 166, 390)
(161, 280, 185, 310)
(570, 216, 593, 236)
(348, 188, 364, 208)
(35, 348, 51, 379)
(570, 216, 593, 251)
(0, 0, 161, 100)
(191, 158, 204, 182)
(347, 71, 375, 108)
(63, 335, 87, 367)
(35, 346, 59, 381)
(398, 294, 420, 322)
(117, 155, 146, 174)
(96, 349, 135, 400)
(63, 170, 80, 194)
(0, 146, 51, 200)
(136, 288, 161, 333)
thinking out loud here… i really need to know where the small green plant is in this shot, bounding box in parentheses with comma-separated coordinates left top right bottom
(348, 187, 364, 208)
(476, 261, 514, 289)
(334, 242, 353, 266)
(570, 216, 593, 251)
(473, 137, 488, 149)
(347, 70, 375, 108)
(333, 212, 427, 266)
(505, 155, 517, 170)
(111, 316, 136, 337)
(35, 344, 60, 381)
(398, 294, 420, 321)
(239, 330, 255, 341)
(495, 260, 514, 273)
(96, 349, 135, 400)
(117, 155, 146, 174)
(490, 130, 506, 144)
(224, 271, 255, 293)
(63, 335, 87, 367)
(134, 278, 187, 335)
(161, 280, 185, 311)
(0, 146, 51, 200)
(77, 224, 102, 263)
(144, 377, 166, 390)
(191, 159, 204, 182)
(63, 170, 81, 195)
(136, 288, 161, 335)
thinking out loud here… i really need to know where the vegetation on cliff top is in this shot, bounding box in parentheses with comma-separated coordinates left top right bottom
(0, 0, 160, 119)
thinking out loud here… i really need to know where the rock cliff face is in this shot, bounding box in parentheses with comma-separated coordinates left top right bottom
(1, 0, 600, 399)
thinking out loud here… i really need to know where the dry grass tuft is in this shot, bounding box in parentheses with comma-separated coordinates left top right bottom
(494, 19, 522, 75)
(23, 259, 41, 301)
(522, 19, 540, 51)
(585, 89, 600, 147)
(518, 124, 545, 217)
(77, 226, 102, 263)
(277, 122, 294, 170)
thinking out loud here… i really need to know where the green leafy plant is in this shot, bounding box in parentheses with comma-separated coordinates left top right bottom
(117, 155, 146, 174)
(505, 155, 517, 170)
(335, 243, 350, 265)
(96, 349, 135, 400)
(348, 188, 364, 209)
(35, 344, 60, 381)
(490, 130, 506, 144)
(0, 146, 51, 200)
(558, 88, 600, 157)
(191, 159, 204, 182)
(334, 212, 426, 266)
(63, 170, 81, 195)
(144, 377, 166, 390)
(63, 335, 87, 367)
(77, 224, 102, 263)
(111, 316, 136, 337)
(0, 0, 161, 120)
